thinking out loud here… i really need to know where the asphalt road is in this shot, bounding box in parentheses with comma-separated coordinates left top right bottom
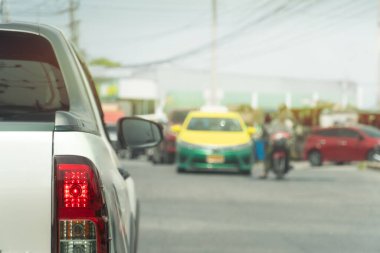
(123, 159, 380, 253)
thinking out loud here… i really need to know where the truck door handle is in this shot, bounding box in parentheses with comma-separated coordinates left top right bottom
(339, 141, 347, 146)
(320, 140, 326, 145)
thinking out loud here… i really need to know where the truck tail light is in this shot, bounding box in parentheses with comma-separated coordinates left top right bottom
(54, 156, 109, 253)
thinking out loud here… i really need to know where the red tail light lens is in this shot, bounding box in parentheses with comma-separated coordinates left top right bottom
(62, 165, 89, 208)
(54, 156, 109, 253)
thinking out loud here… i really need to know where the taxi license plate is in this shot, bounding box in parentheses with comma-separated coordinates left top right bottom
(207, 154, 225, 164)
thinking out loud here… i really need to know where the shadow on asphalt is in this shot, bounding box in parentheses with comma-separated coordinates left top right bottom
(263, 176, 336, 183)
(177, 170, 337, 183)
(177, 170, 250, 177)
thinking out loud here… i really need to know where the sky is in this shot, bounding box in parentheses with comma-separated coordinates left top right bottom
(5, 0, 380, 108)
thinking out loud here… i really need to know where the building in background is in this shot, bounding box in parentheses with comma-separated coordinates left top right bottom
(91, 66, 158, 116)
(91, 66, 359, 115)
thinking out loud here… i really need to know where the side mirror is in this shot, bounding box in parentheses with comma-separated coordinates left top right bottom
(171, 124, 182, 133)
(117, 117, 163, 149)
(358, 135, 364, 141)
(247, 127, 256, 135)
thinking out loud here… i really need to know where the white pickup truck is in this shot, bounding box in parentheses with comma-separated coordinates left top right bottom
(0, 23, 162, 253)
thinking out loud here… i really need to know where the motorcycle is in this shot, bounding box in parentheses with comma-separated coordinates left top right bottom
(269, 131, 292, 179)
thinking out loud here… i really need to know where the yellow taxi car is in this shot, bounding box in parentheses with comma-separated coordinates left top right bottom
(172, 111, 255, 174)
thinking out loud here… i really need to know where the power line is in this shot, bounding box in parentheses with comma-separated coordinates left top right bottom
(195, 7, 374, 71)
(122, 0, 375, 68)
(117, 0, 267, 43)
(15, 0, 52, 14)
(212, 0, 318, 51)
(189, 0, 373, 68)
(83, 0, 224, 12)
(84, 3, 205, 12)
(218, 0, 376, 65)
(179, 0, 321, 66)
(21, 0, 81, 47)
(94, 0, 275, 44)
(10, 0, 68, 17)
(121, 1, 303, 67)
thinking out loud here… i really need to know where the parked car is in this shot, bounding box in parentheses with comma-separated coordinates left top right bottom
(150, 121, 177, 164)
(169, 109, 190, 125)
(0, 23, 162, 253)
(304, 125, 380, 166)
(173, 111, 255, 174)
(148, 110, 189, 164)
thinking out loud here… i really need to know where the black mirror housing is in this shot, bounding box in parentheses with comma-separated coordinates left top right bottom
(117, 117, 163, 149)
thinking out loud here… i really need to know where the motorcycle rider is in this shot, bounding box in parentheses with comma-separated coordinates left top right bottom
(260, 107, 294, 179)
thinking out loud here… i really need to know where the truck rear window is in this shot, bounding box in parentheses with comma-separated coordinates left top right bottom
(0, 31, 69, 121)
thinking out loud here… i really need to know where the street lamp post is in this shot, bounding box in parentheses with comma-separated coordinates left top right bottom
(210, 0, 218, 106)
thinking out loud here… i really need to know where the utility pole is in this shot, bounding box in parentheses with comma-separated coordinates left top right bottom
(0, 0, 10, 23)
(378, 0, 380, 107)
(209, 0, 218, 106)
(341, 81, 348, 109)
(68, 0, 80, 47)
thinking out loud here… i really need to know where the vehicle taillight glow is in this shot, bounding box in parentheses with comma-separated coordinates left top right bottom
(62, 165, 89, 208)
(54, 157, 108, 253)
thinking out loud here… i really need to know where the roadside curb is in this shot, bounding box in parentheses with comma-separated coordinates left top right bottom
(367, 161, 380, 170)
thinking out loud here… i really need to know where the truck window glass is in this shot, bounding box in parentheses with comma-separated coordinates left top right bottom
(0, 31, 69, 121)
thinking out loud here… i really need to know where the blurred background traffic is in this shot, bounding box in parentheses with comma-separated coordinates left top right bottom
(3, 1, 380, 252)
(1, 0, 371, 169)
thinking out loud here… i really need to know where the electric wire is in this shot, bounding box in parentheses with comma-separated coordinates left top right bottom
(217, 0, 376, 66)
(119, 0, 268, 43)
(122, 0, 375, 68)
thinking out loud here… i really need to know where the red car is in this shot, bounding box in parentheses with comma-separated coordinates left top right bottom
(304, 125, 380, 166)
(150, 122, 177, 164)
(150, 110, 190, 164)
